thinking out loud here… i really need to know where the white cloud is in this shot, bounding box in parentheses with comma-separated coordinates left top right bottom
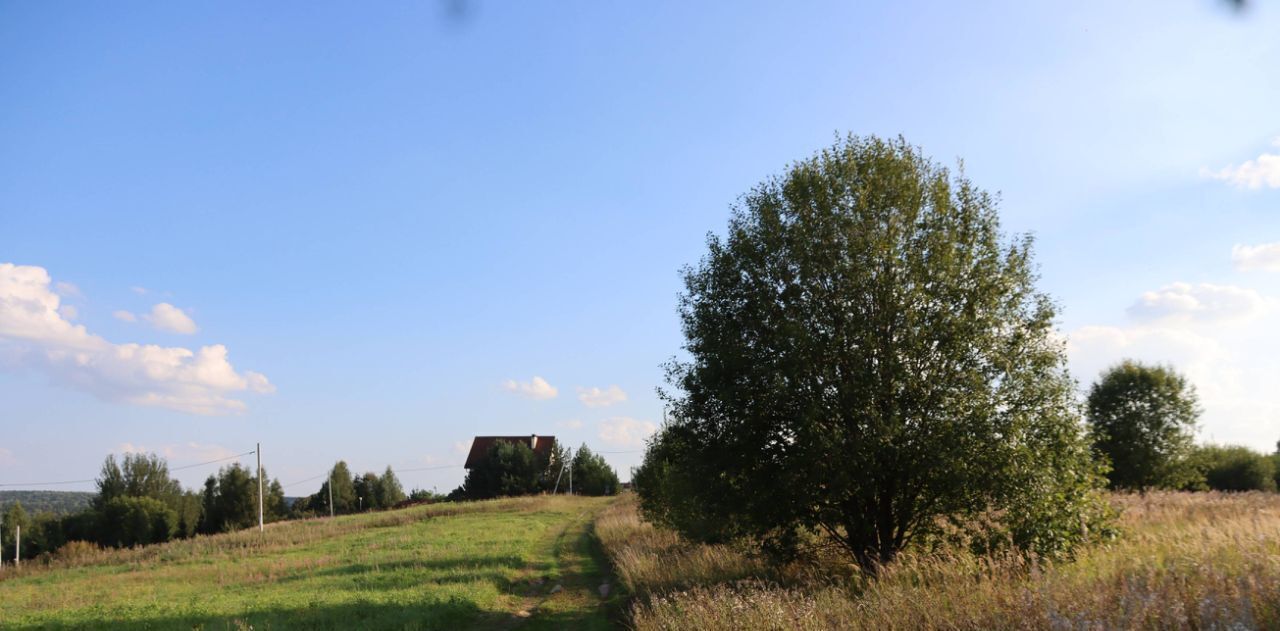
(145, 302, 198, 334)
(54, 281, 81, 298)
(1202, 148, 1280, 189)
(598, 417, 657, 447)
(1233, 243, 1280, 273)
(1068, 280, 1280, 451)
(0, 263, 273, 415)
(0, 447, 14, 467)
(59, 304, 79, 320)
(131, 286, 148, 295)
(453, 441, 470, 454)
(1126, 282, 1270, 324)
(577, 385, 627, 408)
(113, 310, 138, 323)
(503, 376, 558, 400)
(557, 419, 584, 429)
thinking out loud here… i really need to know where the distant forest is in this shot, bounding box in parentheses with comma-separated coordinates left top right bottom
(0, 491, 94, 516)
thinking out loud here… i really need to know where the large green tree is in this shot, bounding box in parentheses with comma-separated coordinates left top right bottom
(641, 135, 1109, 572)
(1087, 360, 1201, 492)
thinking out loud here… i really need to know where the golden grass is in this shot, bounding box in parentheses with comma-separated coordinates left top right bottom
(599, 492, 1280, 630)
(594, 494, 764, 597)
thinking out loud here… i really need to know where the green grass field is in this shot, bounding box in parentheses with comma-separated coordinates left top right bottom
(0, 495, 621, 630)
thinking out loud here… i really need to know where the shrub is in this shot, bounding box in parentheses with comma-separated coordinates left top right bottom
(54, 540, 102, 563)
(97, 496, 178, 548)
(1190, 445, 1276, 492)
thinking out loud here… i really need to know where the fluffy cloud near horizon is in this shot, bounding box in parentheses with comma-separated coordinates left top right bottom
(1202, 140, 1280, 189)
(598, 417, 656, 447)
(1125, 282, 1271, 324)
(502, 376, 558, 400)
(1233, 243, 1280, 273)
(0, 263, 273, 415)
(557, 419, 584, 429)
(577, 385, 627, 408)
(1068, 274, 1280, 450)
(145, 302, 198, 334)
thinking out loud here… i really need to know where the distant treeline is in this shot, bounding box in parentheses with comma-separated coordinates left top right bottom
(1, 443, 621, 564)
(0, 453, 421, 564)
(0, 491, 93, 517)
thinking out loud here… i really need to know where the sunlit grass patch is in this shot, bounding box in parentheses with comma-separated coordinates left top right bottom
(0, 494, 616, 630)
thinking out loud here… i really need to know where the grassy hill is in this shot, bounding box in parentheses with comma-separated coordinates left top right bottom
(0, 490, 94, 516)
(0, 495, 622, 630)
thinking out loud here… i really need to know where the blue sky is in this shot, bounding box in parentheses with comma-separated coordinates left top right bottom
(2, 1, 1279, 493)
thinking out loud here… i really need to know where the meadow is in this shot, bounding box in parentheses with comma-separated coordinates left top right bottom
(595, 491, 1280, 630)
(0, 495, 621, 630)
(7, 490, 1279, 630)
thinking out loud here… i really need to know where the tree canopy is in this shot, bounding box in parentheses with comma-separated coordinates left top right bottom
(460, 441, 544, 500)
(1087, 360, 1201, 492)
(570, 445, 620, 496)
(638, 135, 1110, 572)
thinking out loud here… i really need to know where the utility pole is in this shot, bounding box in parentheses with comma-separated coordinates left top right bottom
(568, 453, 573, 496)
(14, 525, 18, 568)
(328, 471, 334, 518)
(257, 443, 264, 533)
(1, 511, 4, 571)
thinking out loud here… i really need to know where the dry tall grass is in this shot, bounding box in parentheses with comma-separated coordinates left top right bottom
(599, 492, 1280, 630)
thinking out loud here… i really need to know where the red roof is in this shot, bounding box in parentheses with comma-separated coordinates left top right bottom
(464, 435, 557, 469)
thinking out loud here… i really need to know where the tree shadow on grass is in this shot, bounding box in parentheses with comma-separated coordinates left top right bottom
(267, 554, 555, 592)
(8, 597, 560, 631)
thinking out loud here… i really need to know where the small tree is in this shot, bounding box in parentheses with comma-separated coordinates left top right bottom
(353, 472, 381, 510)
(1087, 360, 1201, 492)
(378, 466, 406, 507)
(265, 478, 287, 521)
(570, 445, 620, 496)
(310, 461, 358, 514)
(1, 501, 31, 560)
(642, 135, 1110, 572)
(461, 441, 541, 499)
(199, 463, 258, 533)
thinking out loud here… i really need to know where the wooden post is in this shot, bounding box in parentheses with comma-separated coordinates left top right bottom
(328, 472, 334, 518)
(257, 443, 264, 533)
(14, 525, 18, 568)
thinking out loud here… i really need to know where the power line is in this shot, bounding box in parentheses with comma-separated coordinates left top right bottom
(390, 464, 463, 473)
(281, 472, 329, 490)
(0, 449, 256, 489)
(170, 450, 256, 472)
(0, 477, 95, 488)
